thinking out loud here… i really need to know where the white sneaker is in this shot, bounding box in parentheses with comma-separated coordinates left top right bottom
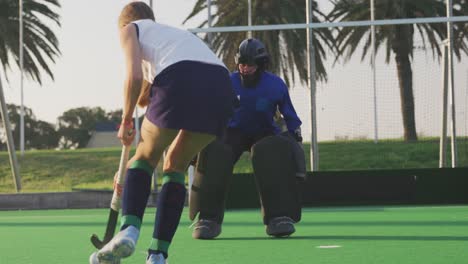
(89, 251, 120, 264)
(97, 226, 140, 261)
(146, 253, 168, 264)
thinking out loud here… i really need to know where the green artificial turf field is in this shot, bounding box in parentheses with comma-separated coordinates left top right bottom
(1, 205, 467, 264)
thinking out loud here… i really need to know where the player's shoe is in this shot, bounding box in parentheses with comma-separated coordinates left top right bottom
(266, 216, 295, 237)
(192, 219, 221, 239)
(146, 253, 168, 264)
(89, 251, 120, 264)
(97, 225, 140, 261)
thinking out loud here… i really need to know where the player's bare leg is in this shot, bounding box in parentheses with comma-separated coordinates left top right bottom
(147, 129, 215, 263)
(96, 118, 178, 263)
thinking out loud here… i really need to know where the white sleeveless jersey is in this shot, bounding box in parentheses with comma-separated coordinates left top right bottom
(132, 19, 226, 83)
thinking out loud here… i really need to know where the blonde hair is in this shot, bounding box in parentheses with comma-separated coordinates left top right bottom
(118, 1, 155, 28)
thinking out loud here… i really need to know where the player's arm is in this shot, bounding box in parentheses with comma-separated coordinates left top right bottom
(137, 79, 152, 108)
(120, 23, 143, 123)
(118, 23, 142, 145)
(278, 82, 302, 142)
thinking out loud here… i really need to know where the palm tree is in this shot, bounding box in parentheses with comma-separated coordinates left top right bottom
(0, 0, 61, 84)
(329, 0, 468, 141)
(454, 0, 468, 51)
(184, 0, 335, 86)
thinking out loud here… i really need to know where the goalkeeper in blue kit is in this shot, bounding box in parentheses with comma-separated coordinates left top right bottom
(189, 38, 306, 239)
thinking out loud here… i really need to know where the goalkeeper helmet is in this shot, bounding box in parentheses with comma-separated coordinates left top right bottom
(235, 38, 269, 66)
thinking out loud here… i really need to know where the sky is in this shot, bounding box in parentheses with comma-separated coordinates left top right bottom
(3, 0, 201, 124)
(2, 0, 468, 141)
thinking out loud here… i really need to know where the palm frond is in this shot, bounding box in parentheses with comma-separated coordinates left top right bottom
(0, 0, 61, 84)
(328, 0, 463, 64)
(184, 0, 335, 86)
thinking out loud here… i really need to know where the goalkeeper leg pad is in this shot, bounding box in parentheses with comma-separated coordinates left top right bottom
(189, 140, 234, 224)
(251, 135, 302, 225)
(279, 131, 307, 181)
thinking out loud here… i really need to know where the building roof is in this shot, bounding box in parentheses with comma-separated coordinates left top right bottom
(94, 122, 118, 132)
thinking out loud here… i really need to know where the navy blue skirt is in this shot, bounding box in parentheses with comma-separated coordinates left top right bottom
(146, 61, 234, 137)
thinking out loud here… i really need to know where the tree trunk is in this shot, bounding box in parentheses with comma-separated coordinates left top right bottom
(394, 52, 418, 141)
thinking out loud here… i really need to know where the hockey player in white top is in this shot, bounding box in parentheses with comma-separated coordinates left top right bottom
(131, 19, 225, 83)
(89, 2, 234, 264)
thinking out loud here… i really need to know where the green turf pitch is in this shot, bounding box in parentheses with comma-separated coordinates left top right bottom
(0, 205, 467, 264)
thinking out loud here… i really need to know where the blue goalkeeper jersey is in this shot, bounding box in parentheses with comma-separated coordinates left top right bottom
(228, 71, 302, 135)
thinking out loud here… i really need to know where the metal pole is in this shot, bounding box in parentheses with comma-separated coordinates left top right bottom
(207, 0, 213, 44)
(439, 45, 449, 167)
(306, 0, 318, 171)
(371, 0, 378, 143)
(247, 0, 252, 38)
(0, 75, 21, 192)
(446, 0, 458, 167)
(19, 0, 24, 156)
(465, 70, 468, 141)
(189, 16, 468, 34)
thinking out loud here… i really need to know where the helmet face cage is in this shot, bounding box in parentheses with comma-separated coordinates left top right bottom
(235, 38, 269, 66)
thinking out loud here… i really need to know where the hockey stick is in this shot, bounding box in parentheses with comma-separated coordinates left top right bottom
(90, 145, 131, 249)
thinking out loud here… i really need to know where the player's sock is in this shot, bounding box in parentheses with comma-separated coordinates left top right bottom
(120, 160, 154, 230)
(148, 243, 169, 259)
(148, 171, 186, 258)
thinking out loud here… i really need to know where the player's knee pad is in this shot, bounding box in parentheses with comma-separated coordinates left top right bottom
(189, 140, 234, 222)
(251, 135, 302, 224)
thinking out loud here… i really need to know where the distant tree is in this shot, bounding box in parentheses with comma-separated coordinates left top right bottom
(0, 0, 61, 84)
(0, 104, 58, 149)
(107, 108, 145, 128)
(106, 109, 123, 124)
(29, 120, 59, 149)
(57, 107, 108, 149)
